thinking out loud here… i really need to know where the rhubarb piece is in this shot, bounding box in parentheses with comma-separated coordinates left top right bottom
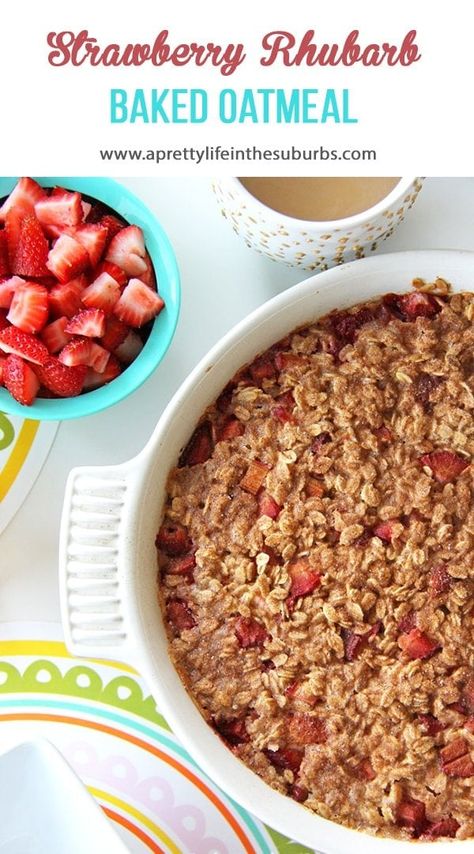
(443, 754, 474, 777)
(306, 478, 325, 498)
(288, 712, 327, 746)
(274, 352, 307, 371)
(213, 416, 245, 442)
(398, 628, 440, 660)
(310, 432, 331, 453)
(7, 281, 49, 333)
(179, 422, 213, 467)
(155, 522, 192, 556)
(395, 799, 426, 835)
(289, 784, 308, 802)
(413, 372, 444, 408)
(2, 354, 40, 405)
(249, 354, 275, 384)
(0, 326, 48, 365)
(397, 611, 417, 634)
(464, 717, 474, 734)
(422, 818, 460, 839)
(419, 450, 469, 484)
(354, 759, 376, 781)
(164, 553, 196, 576)
(214, 717, 249, 746)
(235, 616, 268, 648)
(166, 598, 196, 632)
(264, 747, 303, 774)
(373, 519, 400, 543)
(417, 714, 444, 736)
(342, 630, 367, 662)
(288, 559, 321, 599)
(429, 563, 451, 596)
(374, 424, 393, 442)
(240, 460, 270, 495)
(257, 491, 281, 519)
(440, 737, 469, 766)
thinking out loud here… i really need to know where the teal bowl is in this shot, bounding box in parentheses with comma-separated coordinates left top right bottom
(0, 177, 180, 420)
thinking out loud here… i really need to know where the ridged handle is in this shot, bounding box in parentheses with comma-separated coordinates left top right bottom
(59, 462, 139, 667)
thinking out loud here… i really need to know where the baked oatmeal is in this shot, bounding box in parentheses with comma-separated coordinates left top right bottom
(156, 285, 474, 841)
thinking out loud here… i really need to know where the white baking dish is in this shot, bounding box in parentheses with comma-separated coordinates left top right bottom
(59, 250, 474, 853)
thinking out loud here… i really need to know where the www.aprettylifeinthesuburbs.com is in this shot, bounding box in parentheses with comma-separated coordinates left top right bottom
(98, 145, 377, 165)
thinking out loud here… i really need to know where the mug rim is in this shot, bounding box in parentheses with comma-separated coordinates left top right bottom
(226, 176, 419, 230)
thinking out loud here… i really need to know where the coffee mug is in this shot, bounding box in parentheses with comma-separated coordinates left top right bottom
(212, 177, 423, 271)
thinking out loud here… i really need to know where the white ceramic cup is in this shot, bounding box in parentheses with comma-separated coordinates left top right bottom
(213, 177, 423, 271)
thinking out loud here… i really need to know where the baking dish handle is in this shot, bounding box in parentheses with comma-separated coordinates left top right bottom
(59, 460, 141, 670)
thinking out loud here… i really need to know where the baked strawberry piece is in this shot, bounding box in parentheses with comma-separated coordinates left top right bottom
(419, 449, 469, 483)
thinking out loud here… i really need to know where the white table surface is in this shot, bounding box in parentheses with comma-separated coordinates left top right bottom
(1, 176, 474, 624)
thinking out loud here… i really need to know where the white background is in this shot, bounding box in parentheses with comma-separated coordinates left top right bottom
(1, 176, 474, 622)
(0, 0, 472, 174)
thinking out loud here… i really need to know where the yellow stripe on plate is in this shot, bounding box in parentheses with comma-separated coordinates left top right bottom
(88, 786, 181, 854)
(0, 419, 39, 501)
(0, 640, 136, 674)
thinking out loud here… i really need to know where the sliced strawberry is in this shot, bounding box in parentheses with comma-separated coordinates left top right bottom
(310, 432, 332, 454)
(306, 478, 325, 498)
(214, 717, 249, 746)
(138, 251, 156, 288)
(430, 564, 451, 596)
(46, 234, 89, 283)
(0, 231, 10, 275)
(422, 818, 460, 839)
(65, 308, 106, 338)
(373, 519, 399, 543)
(35, 357, 87, 397)
(0, 311, 8, 332)
(288, 712, 327, 746)
(40, 317, 72, 354)
(48, 276, 87, 318)
(257, 491, 281, 519)
(5, 208, 24, 265)
(35, 191, 83, 230)
(81, 200, 92, 220)
(396, 799, 426, 835)
(354, 759, 376, 781)
(95, 260, 128, 287)
(7, 281, 48, 333)
(419, 450, 469, 483)
(11, 214, 49, 277)
(179, 422, 213, 467)
(86, 342, 110, 373)
(0, 275, 24, 309)
(100, 316, 129, 352)
(264, 747, 303, 774)
(82, 355, 121, 390)
(0, 353, 6, 381)
(105, 224, 147, 275)
(288, 559, 321, 599)
(418, 714, 444, 736)
(114, 330, 143, 364)
(0, 178, 46, 222)
(399, 291, 441, 319)
(249, 354, 276, 384)
(58, 338, 92, 367)
(0, 326, 48, 365)
(235, 616, 268, 648)
(113, 277, 164, 328)
(164, 553, 196, 576)
(100, 214, 126, 244)
(166, 598, 196, 632)
(156, 522, 192, 556)
(66, 223, 107, 268)
(81, 272, 121, 314)
(398, 628, 440, 660)
(240, 460, 270, 495)
(2, 354, 40, 405)
(213, 416, 245, 443)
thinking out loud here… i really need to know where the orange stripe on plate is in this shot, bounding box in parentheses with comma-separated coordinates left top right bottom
(0, 712, 256, 854)
(102, 806, 165, 854)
